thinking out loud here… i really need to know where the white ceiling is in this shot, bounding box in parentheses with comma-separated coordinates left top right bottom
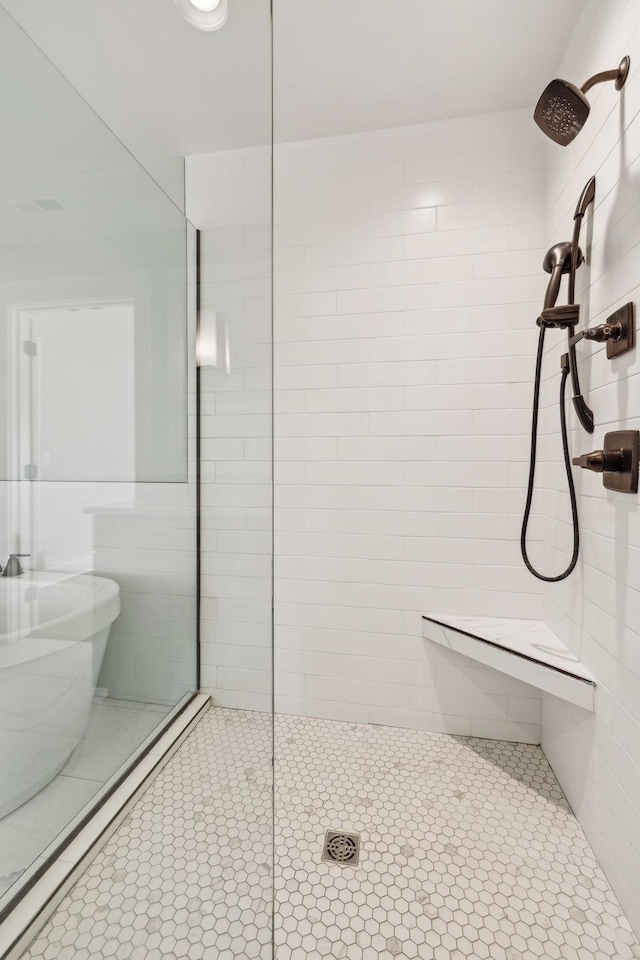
(1, 0, 586, 159)
(275, 0, 587, 142)
(0, 0, 272, 161)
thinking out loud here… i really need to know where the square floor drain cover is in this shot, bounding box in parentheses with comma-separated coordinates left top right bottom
(322, 830, 360, 866)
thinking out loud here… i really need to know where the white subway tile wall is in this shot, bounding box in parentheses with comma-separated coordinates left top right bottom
(537, 0, 640, 935)
(186, 110, 546, 740)
(272, 111, 546, 741)
(186, 147, 274, 713)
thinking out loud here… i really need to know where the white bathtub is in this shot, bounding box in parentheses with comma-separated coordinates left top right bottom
(0, 572, 120, 818)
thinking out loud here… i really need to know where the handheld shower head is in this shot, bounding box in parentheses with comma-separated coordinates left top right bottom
(535, 56, 630, 146)
(542, 241, 574, 310)
(543, 241, 574, 274)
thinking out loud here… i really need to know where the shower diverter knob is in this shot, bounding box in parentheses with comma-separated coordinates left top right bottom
(572, 430, 639, 493)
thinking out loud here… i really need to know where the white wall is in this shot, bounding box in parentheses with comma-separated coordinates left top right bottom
(272, 111, 546, 740)
(188, 110, 550, 740)
(186, 148, 274, 712)
(536, 0, 640, 935)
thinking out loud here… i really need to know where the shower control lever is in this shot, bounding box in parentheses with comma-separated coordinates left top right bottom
(572, 430, 639, 493)
(570, 323, 621, 345)
(568, 302, 635, 358)
(572, 449, 620, 473)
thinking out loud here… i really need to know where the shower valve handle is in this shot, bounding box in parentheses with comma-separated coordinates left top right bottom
(569, 322, 622, 346)
(572, 431, 639, 493)
(572, 449, 620, 473)
(568, 303, 635, 359)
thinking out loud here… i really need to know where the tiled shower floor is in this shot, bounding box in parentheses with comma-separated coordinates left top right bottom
(22, 707, 640, 960)
(0, 698, 171, 903)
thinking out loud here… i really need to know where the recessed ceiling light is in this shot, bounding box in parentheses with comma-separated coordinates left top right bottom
(175, 0, 228, 31)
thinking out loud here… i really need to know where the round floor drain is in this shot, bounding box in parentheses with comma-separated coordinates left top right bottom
(322, 830, 360, 866)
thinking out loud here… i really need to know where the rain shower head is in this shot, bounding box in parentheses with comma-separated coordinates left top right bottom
(534, 56, 630, 146)
(534, 80, 590, 146)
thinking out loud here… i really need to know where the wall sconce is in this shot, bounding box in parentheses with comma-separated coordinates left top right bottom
(197, 308, 230, 372)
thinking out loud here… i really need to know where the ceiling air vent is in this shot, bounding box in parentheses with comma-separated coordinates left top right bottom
(10, 198, 64, 215)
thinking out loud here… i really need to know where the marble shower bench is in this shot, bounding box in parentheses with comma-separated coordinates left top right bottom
(422, 614, 595, 711)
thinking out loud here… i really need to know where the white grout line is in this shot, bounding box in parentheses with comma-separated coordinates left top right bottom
(0, 693, 211, 960)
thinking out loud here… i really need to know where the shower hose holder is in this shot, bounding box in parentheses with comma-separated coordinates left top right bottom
(538, 304, 580, 329)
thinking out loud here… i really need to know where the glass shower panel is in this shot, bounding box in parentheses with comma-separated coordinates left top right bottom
(0, 6, 197, 913)
(187, 0, 274, 954)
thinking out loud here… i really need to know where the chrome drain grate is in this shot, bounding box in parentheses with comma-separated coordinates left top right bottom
(322, 830, 360, 866)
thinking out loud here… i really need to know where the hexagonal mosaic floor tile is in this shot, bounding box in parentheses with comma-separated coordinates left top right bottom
(23, 708, 273, 960)
(274, 715, 640, 960)
(20, 707, 640, 960)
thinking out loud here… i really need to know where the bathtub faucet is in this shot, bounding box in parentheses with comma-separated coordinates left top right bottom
(2, 554, 30, 577)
